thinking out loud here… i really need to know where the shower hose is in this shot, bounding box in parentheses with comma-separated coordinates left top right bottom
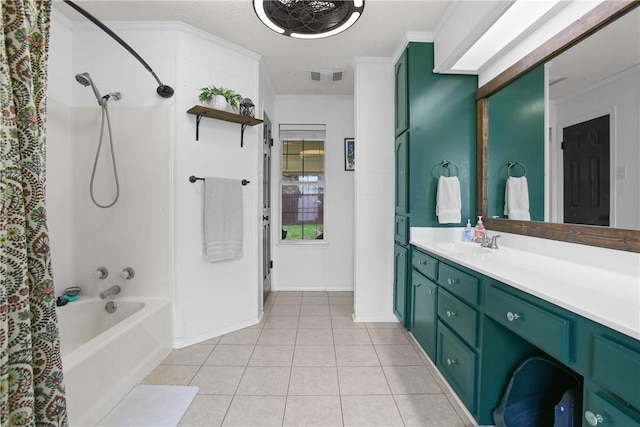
(90, 101, 120, 208)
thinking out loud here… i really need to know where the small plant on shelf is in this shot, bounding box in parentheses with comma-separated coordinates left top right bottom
(199, 85, 244, 111)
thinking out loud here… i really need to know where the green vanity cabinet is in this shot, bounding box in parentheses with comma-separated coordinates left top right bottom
(393, 244, 408, 323)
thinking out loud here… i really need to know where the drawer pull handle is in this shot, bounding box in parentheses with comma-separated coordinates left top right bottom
(419, 261, 428, 265)
(447, 278, 458, 285)
(446, 358, 458, 366)
(428, 290, 435, 295)
(584, 411, 604, 426)
(506, 312, 520, 322)
(446, 310, 457, 318)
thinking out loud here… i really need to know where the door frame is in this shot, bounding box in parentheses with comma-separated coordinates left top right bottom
(261, 113, 273, 303)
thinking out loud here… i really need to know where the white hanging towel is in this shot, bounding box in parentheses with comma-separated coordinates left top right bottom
(436, 176, 462, 224)
(203, 177, 243, 262)
(504, 176, 531, 220)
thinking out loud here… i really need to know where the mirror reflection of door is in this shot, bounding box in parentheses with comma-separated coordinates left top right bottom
(262, 114, 272, 302)
(562, 115, 610, 226)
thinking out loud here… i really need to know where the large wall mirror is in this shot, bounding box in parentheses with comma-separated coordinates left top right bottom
(476, 1, 640, 252)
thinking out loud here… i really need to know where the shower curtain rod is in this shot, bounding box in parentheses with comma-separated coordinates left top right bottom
(63, 0, 175, 98)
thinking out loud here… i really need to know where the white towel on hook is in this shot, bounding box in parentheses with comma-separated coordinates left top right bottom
(203, 177, 243, 262)
(504, 176, 531, 220)
(436, 176, 462, 224)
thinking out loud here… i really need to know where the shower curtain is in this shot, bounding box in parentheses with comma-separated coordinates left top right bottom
(0, 1, 68, 425)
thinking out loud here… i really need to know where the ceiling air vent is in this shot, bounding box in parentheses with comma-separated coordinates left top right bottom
(309, 69, 345, 82)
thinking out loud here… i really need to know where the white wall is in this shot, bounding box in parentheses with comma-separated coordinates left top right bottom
(272, 95, 355, 292)
(552, 66, 640, 229)
(48, 13, 174, 301)
(173, 28, 264, 348)
(352, 58, 396, 322)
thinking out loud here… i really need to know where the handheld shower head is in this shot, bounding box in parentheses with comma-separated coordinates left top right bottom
(75, 72, 104, 106)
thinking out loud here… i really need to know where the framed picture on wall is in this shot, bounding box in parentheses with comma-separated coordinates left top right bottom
(344, 138, 355, 171)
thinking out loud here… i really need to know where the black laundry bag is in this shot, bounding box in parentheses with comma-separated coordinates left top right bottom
(493, 356, 582, 427)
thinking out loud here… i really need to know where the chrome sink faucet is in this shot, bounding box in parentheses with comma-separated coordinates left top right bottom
(473, 233, 501, 249)
(99, 285, 121, 300)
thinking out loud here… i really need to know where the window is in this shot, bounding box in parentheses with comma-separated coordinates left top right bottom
(280, 124, 325, 241)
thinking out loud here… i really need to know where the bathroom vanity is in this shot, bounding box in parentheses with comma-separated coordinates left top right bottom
(406, 227, 640, 426)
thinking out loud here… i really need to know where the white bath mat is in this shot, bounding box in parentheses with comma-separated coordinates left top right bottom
(97, 384, 199, 427)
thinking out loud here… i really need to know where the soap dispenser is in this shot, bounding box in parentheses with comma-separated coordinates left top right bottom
(463, 219, 474, 242)
(474, 216, 485, 238)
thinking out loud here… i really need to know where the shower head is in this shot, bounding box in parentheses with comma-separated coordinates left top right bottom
(75, 72, 104, 106)
(75, 72, 91, 87)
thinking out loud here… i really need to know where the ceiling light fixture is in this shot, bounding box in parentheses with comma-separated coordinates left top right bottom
(253, 0, 365, 39)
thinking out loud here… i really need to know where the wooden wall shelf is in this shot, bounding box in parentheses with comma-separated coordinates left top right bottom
(187, 105, 263, 147)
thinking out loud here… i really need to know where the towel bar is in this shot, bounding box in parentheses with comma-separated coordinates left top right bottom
(189, 175, 250, 186)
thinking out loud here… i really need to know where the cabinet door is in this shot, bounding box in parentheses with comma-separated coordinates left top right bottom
(411, 270, 438, 360)
(395, 132, 409, 215)
(395, 49, 408, 136)
(393, 244, 408, 323)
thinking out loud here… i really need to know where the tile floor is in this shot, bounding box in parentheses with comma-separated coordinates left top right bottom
(142, 291, 475, 427)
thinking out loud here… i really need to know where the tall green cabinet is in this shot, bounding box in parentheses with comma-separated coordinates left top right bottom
(393, 42, 478, 326)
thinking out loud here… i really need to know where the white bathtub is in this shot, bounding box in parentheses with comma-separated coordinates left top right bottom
(57, 297, 172, 426)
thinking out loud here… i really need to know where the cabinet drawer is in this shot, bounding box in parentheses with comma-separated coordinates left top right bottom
(437, 321, 476, 412)
(412, 250, 438, 280)
(584, 390, 640, 427)
(486, 285, 571, 363)
(438, 289, 478, 347)
(592, 334, 640, 409)
(395, 215, 409, 245)
(438, 263, 478, 305)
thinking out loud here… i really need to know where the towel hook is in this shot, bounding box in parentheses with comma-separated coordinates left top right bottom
(439, 160, 459, 177)
(507, 162, 527, 178)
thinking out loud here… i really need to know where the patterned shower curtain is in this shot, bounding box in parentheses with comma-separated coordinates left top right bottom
(0, 1, 68, 425)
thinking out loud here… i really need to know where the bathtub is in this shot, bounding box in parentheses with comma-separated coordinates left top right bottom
(57, 297, 172, 426)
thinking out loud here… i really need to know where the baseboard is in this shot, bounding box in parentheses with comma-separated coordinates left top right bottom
(351, 313, 400, 323)
(271, 286, 354, 292)
(173, 317, 260, 349)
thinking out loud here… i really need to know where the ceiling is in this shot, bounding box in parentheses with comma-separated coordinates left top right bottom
(53, 0, 451, 95)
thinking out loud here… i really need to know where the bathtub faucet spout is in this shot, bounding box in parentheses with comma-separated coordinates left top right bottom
(99, 285, 121, 300)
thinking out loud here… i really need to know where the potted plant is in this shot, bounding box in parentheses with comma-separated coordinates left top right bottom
(199, 85, 243, 111)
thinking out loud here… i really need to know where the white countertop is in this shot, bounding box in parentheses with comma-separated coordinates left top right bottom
(410, 227, 640, 341)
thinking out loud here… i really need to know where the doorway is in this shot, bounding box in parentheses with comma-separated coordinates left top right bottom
(262, 114, 273, 303)
(562, 114, 610, 226)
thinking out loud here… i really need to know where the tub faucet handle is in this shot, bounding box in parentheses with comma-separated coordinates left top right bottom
(93, 266, 109, 279)
(120, 267, 135, 280)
